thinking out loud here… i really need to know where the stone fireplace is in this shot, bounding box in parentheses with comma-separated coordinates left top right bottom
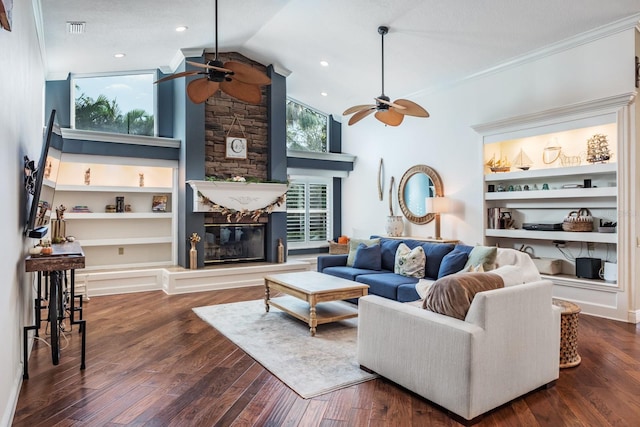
(180, 50, 288, 268)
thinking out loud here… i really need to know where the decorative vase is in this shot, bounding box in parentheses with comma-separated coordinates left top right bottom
(277, 238, 285, 263)
(189, 242, 197, 269)
(386, 216, 404, 237)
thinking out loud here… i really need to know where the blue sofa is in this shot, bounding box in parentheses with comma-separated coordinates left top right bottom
(317, 237, 472, 302)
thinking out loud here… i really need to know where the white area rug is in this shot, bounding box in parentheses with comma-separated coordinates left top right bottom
(193, 299, 377, 398)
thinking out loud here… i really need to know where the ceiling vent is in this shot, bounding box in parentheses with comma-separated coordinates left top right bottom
(66, 21, 86, 34)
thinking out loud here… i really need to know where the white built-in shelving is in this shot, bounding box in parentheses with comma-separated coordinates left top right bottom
(53, 154, 177, 271)
(473, 93, 639, 323)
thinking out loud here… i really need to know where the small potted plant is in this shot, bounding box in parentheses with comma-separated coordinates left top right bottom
(40, 239, 53, 255)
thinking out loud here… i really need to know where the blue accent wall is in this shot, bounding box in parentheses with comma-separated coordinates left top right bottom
(45, 77, 71, 128)
(172, 57, 206, 268)
(329, 115, 341, 153)
(156, 71, 175, 138)
(267, 65, 288, 262)
(61, 138, 179, 160)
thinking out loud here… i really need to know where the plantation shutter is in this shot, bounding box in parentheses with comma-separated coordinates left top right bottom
(286, 183, 305, 242)
(286, 179, 331, 246)
(308, 183, 328, 241)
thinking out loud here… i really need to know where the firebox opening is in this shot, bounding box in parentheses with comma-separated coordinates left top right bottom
(204, 223, 266, 264)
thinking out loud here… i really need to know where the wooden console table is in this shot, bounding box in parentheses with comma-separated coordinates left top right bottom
(24, 241, 86, 379)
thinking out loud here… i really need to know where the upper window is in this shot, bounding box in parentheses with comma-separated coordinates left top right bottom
(73, 73, 155, 136)
(286, 99, 328, 153)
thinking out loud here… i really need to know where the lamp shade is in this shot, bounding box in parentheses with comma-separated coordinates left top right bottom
(425, 196, 449, 214)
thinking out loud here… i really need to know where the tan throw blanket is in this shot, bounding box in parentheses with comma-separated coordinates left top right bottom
(423, 272, 504, 320)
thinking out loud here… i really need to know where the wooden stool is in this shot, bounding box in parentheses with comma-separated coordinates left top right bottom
(553, 298, 581, 368)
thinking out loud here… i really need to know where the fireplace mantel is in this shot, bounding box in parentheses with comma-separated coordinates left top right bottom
(187, 180, 288, 213)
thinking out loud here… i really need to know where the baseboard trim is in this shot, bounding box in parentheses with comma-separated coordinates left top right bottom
(76, 260, 313, 297)
(3, 365, 24, 427)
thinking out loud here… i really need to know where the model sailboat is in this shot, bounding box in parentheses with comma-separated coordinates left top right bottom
(486, 153, 511, 173)
(511, 148, 533, 170)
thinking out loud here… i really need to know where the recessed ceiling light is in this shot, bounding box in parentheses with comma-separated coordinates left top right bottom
(321, 92, 328, 97)
(320, 60, 329, 67)
(175, 26, 188, 32)
(114, 53, 125, 58)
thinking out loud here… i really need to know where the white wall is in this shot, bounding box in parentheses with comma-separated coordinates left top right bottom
(0, 1, 45, 424)
(341, 25, 636, 246)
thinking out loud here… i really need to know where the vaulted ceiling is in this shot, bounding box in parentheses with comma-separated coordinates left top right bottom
(38, 0, 640, 118)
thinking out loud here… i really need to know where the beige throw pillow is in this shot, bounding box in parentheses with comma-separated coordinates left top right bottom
(463, 246, 498, 272)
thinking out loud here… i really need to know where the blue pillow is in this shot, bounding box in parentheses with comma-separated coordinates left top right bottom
(437, 249, 469, 278)
(353, 243, 382, 270)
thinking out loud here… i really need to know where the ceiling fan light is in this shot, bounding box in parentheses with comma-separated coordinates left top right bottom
(320, 60, 329, 67)
(343, 25, 429, 126)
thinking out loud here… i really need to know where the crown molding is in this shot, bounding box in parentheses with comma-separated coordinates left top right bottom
(470, 13, 640, 81)
(408, 13, 640, 99)
(471, 92, 636, 136)
(31, 0, 47, 75)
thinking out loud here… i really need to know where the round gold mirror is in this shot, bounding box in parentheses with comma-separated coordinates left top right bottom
(398, 165, 443, 224)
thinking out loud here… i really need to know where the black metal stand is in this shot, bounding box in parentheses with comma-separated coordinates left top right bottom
(23, 242, 86, 380)
(22, 269, 86, 379)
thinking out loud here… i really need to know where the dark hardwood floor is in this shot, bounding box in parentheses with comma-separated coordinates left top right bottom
(13, 286, 640, 426)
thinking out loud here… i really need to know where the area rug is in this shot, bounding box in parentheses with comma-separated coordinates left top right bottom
(192, 299, 377, 398)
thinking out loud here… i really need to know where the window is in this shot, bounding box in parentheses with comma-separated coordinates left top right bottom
(286, 177, 331, 248)
(286, 98, 328, 153)
(73, 73, 155, 136)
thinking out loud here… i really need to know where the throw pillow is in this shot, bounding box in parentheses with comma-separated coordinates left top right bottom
(352, 243, 382, 270)
(490, 265, 525, 287)
(394, 243, 426, 278)
(437, 249, 469, 278)
(423, 272, 505, 320)
(463, 245, 498, 272)
(346, 237, 381, 266)
(461, 264, 484, 273)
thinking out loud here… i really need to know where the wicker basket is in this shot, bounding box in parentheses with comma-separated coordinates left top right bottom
(328, 241, 349, 254)
(562, 208, 594, 232)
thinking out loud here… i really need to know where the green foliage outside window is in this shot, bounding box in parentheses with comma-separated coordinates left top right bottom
(75, 90, 155, 136)
(286, 99, 327, 152)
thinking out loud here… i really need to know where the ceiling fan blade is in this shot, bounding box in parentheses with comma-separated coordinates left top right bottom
(348, 108, 375, 126)
(375, 109, 404, 126)
(343, 104, 376, 115)
(393, 99, 430, 117)
(220, 79, 263, 104)
(187, 78, 220, 104)
(375, 97, 406, 110)
(154, 71, 201, 84)
(186, 60, 232, 73)
(223, 61, 271, 85)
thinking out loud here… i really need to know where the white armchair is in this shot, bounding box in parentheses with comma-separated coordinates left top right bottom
(357, 279, 560, 423)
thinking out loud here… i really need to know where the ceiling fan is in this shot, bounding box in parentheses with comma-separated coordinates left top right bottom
(343, 26, 429, 126)
(155, 0, 271, 105)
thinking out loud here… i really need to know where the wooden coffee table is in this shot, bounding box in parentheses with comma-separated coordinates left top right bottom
(264, 271, 369, 336)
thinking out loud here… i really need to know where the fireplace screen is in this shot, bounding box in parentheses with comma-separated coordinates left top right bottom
(204, 224, 265, 264)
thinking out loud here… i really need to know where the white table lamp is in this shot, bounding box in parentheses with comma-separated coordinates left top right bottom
(425, 196, 449, 240)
